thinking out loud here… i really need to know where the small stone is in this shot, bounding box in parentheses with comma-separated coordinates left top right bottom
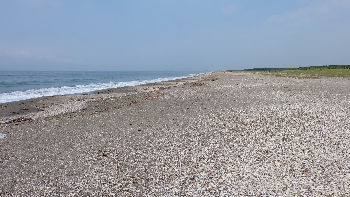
(0, 133, 7, 139)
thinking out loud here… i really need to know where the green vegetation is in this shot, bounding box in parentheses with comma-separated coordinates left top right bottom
(243, 65, 350, 78)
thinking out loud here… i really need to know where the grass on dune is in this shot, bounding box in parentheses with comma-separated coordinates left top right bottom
(241, 65, 350, 79)
(270, 69, 350, 78)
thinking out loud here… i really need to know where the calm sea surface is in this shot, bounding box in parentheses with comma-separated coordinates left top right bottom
(0, 71, 200, 103)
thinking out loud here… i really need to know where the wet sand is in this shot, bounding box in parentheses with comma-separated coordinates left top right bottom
(1, 72, 350, 196)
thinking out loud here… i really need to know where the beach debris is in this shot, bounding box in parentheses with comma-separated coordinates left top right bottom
(190, 82, 205, 87)
(1, 117, 34, 125)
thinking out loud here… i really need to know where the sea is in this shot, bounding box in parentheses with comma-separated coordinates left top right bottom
(0, 71, 200, 104)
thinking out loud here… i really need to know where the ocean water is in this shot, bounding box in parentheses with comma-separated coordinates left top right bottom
(0, 71, 199, 104)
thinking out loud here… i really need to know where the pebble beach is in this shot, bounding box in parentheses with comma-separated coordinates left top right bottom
(1, 72, 350, 196)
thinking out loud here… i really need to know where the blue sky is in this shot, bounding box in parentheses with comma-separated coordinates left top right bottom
(0, 0, 349, 71)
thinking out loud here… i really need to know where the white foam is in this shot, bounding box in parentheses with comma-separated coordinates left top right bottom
(0, 74, 198, 104)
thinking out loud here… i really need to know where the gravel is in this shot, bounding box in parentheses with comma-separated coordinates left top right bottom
(0, 72, 349, 196)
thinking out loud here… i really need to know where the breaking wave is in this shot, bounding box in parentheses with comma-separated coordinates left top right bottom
(0, 74, 197, 104)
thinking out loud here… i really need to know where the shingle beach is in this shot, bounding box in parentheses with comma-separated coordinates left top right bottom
(1, 72, 350, 196)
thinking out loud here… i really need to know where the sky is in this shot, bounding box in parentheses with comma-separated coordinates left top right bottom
(0, 0, 350, 71)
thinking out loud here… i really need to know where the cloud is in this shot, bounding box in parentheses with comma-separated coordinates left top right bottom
(0, 47, 57, 60)
(221, 4, 236, 15)
(1, 48, 32, 57)
(20, 0, 61, 7)
(0, 46, 79, 66)
(267, 0, 350, 24)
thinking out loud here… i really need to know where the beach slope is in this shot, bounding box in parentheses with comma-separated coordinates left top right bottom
(1, 72, 350, 196)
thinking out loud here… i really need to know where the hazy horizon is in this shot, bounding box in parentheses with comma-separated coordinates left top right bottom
(1, 0, 350, 71)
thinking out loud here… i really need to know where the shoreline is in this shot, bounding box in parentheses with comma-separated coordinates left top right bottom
(0, 72, 211, 123)
(0, 72, 204, 105)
